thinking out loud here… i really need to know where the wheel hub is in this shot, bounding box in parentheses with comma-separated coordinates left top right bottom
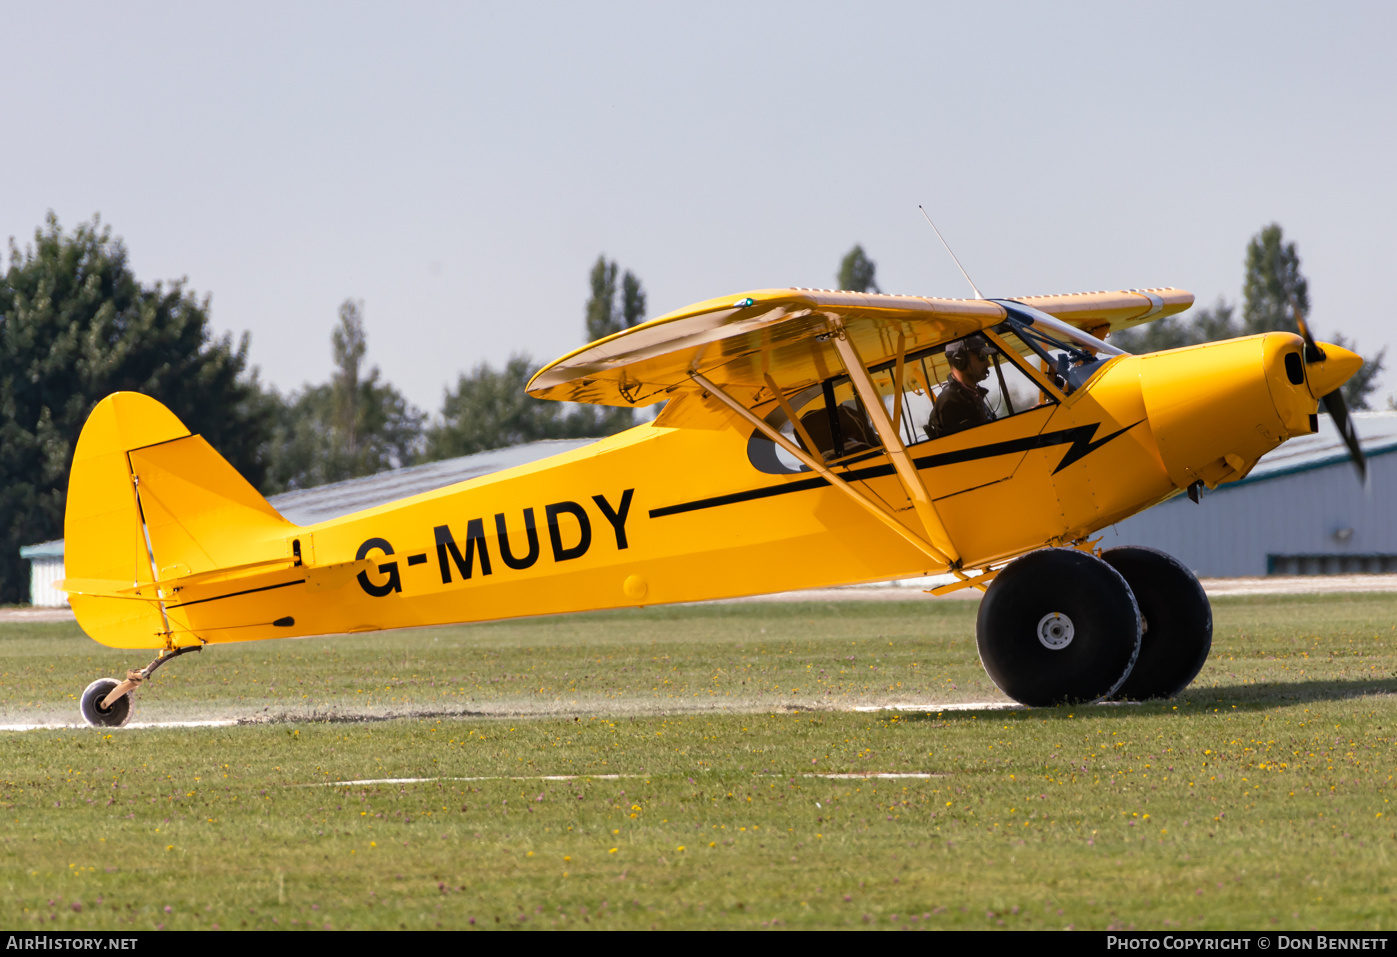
(1036, 612, 1075, 650)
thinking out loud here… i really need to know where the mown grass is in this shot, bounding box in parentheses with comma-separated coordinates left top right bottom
(1, 593, 1395, 931)
(0, 600, 1000, 722)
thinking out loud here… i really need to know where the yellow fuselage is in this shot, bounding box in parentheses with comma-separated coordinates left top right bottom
(65, 328, 1354, 651)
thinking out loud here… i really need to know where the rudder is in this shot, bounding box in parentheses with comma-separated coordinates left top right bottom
(64, 392, 294, 649)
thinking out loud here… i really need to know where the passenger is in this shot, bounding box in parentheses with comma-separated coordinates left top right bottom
(928, 334, 997, 438)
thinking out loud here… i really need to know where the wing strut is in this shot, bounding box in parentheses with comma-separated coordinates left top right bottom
(127, 462, 176, 647)
(830, 324, 962, 566)
(690, 372, 955, 568)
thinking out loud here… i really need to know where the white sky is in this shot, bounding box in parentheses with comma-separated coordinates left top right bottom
(3, 1, 1394, 412)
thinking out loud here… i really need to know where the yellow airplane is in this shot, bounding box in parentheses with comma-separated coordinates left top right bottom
(58, 285, 1365, 725)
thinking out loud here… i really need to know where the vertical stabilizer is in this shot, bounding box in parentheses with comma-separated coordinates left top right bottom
(64, 392, 293, 649)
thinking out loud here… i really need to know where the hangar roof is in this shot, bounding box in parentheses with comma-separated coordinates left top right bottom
(18, 540, 65, 560)
(265, 438, 599, 525)
(1239, 411, 1397, 486)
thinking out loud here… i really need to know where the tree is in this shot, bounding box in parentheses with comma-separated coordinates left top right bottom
(424, 256, 647, 460)
(621, 271, 646, 329)
(332, 299, 369, 456)
(837, 245, 879, 293)
(585, 258, 618, 342)
(1241, 224, 1308, 335)
(262, 299, 425, 492)
(0, 213, 272, 602)
(585, 255, 646, 341)
(425, 355, 629, 459)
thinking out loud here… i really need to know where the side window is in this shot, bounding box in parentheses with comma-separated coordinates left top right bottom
(795, 378, 877, 461)
(749, 378, 880, 474)
(873, 349, 946, 447)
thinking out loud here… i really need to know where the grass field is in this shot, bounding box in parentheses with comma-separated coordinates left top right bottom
(2, 593, 1396, 930)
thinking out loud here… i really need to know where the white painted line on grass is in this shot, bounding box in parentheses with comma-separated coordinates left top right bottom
(851, 700, 1143, 714)
(303, 771, 944, 787)
(807, 772, 940, 779)
(852, 701, 1024, 713)
(306, 773, 643, 788)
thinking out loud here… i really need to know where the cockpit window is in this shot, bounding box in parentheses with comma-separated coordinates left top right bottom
(748, 328, 1064, 475)
(871, 330, 1054, 443)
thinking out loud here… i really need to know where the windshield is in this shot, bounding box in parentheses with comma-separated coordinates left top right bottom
(991, 300, 1126, 393)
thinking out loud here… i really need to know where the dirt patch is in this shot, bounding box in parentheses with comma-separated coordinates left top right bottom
(1, 693, 1036, 731)
(736, 574, 1397, 602)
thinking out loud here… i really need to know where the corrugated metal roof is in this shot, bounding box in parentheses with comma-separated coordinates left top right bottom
(1240, 411, 1397, 485)
(266, 438, 600, 525)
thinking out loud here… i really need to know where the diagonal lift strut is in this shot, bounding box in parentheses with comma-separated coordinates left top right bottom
(690, 371, 955, 568)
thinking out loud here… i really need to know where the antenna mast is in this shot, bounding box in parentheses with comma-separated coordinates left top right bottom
(918, 205, 984, 300)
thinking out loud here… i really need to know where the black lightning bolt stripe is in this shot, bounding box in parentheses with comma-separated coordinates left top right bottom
(648, 420, 1142, 519)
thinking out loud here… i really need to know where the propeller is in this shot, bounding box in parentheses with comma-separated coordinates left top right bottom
(1293, 298, 1367, 483)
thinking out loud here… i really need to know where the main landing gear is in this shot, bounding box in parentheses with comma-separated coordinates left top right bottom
(976, 546, 1211, 707)
(79, 644, 203, 728)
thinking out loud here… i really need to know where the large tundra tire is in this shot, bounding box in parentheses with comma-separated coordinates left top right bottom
(1101, 546, 1212, 700)
(977, 548, 1141, 706)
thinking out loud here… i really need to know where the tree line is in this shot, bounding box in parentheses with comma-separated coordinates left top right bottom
(0, 217, 1386, 603)
(0, 214, 647, 602)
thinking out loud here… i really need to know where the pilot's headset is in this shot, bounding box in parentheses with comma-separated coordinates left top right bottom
(946, 334, 991, 371)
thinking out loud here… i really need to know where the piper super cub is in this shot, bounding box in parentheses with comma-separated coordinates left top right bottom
(58, 283, 1365, 724)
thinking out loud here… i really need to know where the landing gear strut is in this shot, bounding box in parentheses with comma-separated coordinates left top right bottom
(79, 644, 202, 728)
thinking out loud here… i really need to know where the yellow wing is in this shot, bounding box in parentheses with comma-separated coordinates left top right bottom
(527, 287, 1192, 408)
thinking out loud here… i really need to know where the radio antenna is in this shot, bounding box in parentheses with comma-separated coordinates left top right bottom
(918, 205, 984, 300)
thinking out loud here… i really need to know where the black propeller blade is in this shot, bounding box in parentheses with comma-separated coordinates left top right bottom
(1322, 388, 1367, 483)
(1292, 296, 1367, 482)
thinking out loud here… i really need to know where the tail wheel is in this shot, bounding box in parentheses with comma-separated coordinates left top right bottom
(977, 548, 1141, 706)
(80, 679, 133, 728)
(1102, 546, 1212, 700)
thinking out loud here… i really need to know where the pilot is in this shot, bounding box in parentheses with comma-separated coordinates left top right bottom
(928, 334, 997, 438)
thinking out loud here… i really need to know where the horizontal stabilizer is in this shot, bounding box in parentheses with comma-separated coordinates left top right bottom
(53, 578, 164, 602)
